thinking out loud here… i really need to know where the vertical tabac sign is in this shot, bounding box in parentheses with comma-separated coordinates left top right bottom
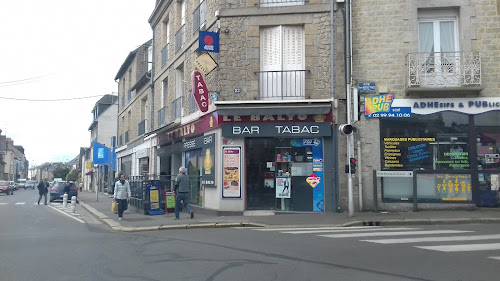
(192, 70, 209, 112)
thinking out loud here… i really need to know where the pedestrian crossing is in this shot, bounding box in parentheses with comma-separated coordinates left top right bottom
(0, 201, 87, 224)
(243, 226, 500, 262)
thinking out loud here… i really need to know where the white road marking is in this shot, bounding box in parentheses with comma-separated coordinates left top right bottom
(318, 230, 473, 238)
(15, 202, 26, 205)
(282, 227, 419, 234)
(0, 202, 8, 205)
(488, 256, 500, 260)
(255, 226, 389, 232)
(416, 243, 500, 252)
(362, 234, 500, 244)
(47, 204, 85, 224)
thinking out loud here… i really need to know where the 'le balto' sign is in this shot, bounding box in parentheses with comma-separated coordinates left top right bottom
(192, 70, 209, 112)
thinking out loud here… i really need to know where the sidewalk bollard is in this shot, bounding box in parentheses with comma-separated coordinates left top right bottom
(63, 193, 68, 208)
(71, 196, 76, 213)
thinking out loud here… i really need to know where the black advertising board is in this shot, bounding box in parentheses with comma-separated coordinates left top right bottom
(382, 137, 435, 170)
(221, 123, 332, 137)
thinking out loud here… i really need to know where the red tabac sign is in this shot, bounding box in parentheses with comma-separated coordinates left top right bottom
(192, 70, 209, 112)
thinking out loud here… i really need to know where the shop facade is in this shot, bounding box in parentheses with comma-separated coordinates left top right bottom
(372, 96, 500, 208)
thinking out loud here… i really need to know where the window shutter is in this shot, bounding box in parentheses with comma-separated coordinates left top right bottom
(282, 26, 304, 71)
(261, 26, 282, 71)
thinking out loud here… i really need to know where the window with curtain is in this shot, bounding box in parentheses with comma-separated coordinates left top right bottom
(418, 10, 459, 85)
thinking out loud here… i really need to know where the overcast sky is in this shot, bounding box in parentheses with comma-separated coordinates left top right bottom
(0, 0, 155, 167)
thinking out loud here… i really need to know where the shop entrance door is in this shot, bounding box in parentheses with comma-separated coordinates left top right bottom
(474, 128, 500, 207)
(246, 138, 276, 210)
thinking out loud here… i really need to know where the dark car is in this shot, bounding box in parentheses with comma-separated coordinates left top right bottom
(0, 180, 14, 195)
(50, 181, 78, 202)
(25, 180, 36, 189)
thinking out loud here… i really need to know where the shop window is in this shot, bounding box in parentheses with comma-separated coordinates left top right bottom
(380, 112, 471, 202)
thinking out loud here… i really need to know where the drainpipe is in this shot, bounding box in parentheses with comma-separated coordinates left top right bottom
(331, 0, 340, 212)
(149, 37, 156, 176)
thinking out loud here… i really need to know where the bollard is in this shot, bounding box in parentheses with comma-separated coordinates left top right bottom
(63, 193, 68, 208)
(71, 196, 77, 213)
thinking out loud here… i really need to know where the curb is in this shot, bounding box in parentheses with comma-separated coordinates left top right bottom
(79, 201, 266, 232)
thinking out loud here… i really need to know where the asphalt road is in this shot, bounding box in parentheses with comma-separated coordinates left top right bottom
(1, 189, 499, 281)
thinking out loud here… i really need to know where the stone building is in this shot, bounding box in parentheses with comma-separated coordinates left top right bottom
(115, 40, 154, 179)
(146, 0, 347, 214)
(351, 0, 500, 210)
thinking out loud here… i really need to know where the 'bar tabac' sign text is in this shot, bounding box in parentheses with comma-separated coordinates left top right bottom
(192, 70, 209, 112)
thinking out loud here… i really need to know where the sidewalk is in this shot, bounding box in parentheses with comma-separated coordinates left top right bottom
(78, 191, 500, 232)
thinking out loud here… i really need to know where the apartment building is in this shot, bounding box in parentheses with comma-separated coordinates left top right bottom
(115, 40, 154, 178)
(147, 0, 345, 213)
(351, 0, 500, 210)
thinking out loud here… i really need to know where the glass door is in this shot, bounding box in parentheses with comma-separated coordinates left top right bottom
(475, 129, 500, 207)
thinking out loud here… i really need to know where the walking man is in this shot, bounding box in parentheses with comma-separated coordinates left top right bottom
(37, 178, 49, 205)
(174, 167, 194, 220)
(113, 174, 131, 221)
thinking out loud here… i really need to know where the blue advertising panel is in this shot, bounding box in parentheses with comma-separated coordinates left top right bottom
(199, 31, 219, 53)
(147, 181, 164, 215)
(93, 141, 109, 165)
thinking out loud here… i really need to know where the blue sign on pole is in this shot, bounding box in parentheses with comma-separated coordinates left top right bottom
(199, 31, 219, 53)
(358, 82, 376, 93)
(93, 141, 109, 165)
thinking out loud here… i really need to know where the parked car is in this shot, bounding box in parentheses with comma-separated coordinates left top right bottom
(0, 180, 14, 195)
(17, 178, 27, 189)
(50, 181, 78, 202)
(25, 180, 36, 189)
(9, 181, 17, 191)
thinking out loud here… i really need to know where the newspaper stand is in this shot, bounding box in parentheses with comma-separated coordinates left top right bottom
(164, 188, 176, 213)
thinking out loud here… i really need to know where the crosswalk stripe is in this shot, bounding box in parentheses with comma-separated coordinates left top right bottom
(318, 230, 473, 238)
(15, 202, 26, 205)
(362, 234, 500, 244)
(0, 202, 7, 205)
(256, 226, 392, 232)
(416, 243, 500, 252)
(488, 256, 500, 260)
(282, 227, 420, 234)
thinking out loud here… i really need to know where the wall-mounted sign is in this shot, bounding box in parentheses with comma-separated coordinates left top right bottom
(220, 113, 332, 123)
(306, 173, 321, 188)
(192, 70, 209, 112)
(221, 123, 332, 137)
(222, 147, 241, 198)
(358, 82, 376, 93)
(199, 31, 219, 53)
(391, 97, 500, 115)
(365, 93, 411, 118)
(376, 171, 413, 177)
(158, 112, 219, 144)
(193, 53, 217, 76)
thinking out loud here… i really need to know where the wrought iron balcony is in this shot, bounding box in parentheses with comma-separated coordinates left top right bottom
(172, 97, 182, 120)
(157, 106, 167, 127)
(161, 44, 168, 67)
(256, 70, 308, 100)
(407, 51, 481, 91)
(138, 120, 146, 136)
(175, 25, 185, 51)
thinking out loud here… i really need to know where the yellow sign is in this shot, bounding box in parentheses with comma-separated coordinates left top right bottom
(193, 53, 217, 75)
(86, 162, 92, 169)
(306, 173, 321, 188)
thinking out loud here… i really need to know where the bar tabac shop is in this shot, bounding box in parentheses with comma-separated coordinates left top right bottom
(218, 110, 337, 213)
(369, 95, 500, 208)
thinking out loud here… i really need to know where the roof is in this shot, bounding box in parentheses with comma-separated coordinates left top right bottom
(114, 39, 152, 81)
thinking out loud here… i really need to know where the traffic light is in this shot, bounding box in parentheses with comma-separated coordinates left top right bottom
(338, 124, 354, 135)
(350, 158, 357, 174)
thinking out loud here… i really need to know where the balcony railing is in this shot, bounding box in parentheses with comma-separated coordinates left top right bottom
(138, 120, 146, 136)
(161, 44, 168, 67)
(172, 97, 182, 120)
(175, 25, 185, 51)
(125, 131, 129, 143)
(192, 1, 206, 32)
(157, 106, 168, 127)
(260, 0, 305, 7)
(407, 51, 481, 88)
(256, 70, 308, 100)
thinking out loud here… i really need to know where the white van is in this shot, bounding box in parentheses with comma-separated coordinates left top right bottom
(17, 179, 27, 189)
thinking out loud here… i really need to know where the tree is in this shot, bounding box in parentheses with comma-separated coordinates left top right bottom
(53, 167, 70, 179)
(66, 169, 79, 181)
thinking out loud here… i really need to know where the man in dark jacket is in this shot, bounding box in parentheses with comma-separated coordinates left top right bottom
(37, 178, 49, 205)
(173, 167, 194, 220)
(63, 181, 71, 195)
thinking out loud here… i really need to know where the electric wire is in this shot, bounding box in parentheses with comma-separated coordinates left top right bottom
(0, 95, 107, 102)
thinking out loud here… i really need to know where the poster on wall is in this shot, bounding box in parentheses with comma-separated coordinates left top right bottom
(222, 147, 241, 198)
(276, 176, 291, 198)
